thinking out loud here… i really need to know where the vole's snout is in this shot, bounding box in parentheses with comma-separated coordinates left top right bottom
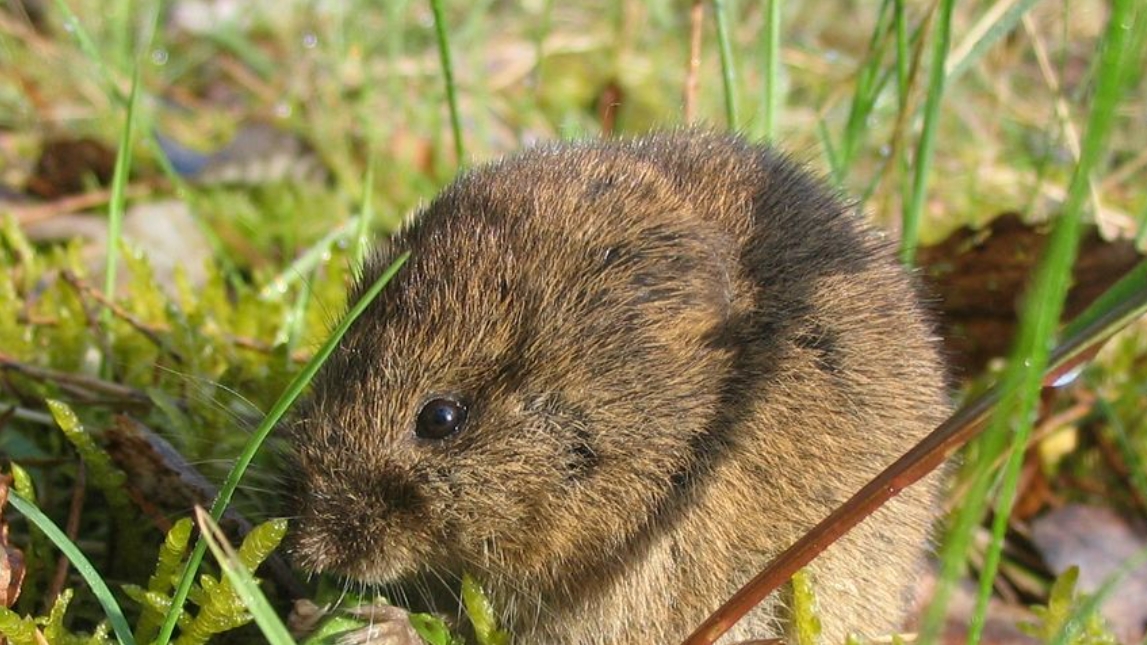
(285, 456, 434, 582)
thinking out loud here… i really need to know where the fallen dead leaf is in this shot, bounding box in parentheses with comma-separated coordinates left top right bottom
(24, 137, 116, 200)
(918, 213, 1143, 378)
(0, 474, 27, 608)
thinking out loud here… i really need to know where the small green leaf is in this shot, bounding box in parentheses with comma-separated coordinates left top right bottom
(45, 400, 132, 514)
(1021, 566, 1122, 645)
(0, 606, 41, 645)
(300, 614, 367, 645)
(409, 612, 461, 645)
(791, 569, 822, 645)
(237, 517, 288, 571)
(131, 518, 195, 643)
(153, 519, 195, 593)
(462, 573, 511, 645)
(8, 463, 35, 505)
(195, 510, 296, 645)
(40, 588, 73, 642)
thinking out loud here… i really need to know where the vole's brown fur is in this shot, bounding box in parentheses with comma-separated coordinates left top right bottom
(284, 130, 948, 644)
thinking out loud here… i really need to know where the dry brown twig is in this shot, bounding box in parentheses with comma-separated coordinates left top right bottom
(8, 183, 155, 227)
(45, 462, 86, 611)
(60, 271, 185, 364)
(0, 353, 150, 404)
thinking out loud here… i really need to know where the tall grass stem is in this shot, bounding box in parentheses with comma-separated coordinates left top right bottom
(900, 0, 955, 266)
(712, 0, 740, 128)
(429, 0, 466, 165)
(920, 1, 1141, 641)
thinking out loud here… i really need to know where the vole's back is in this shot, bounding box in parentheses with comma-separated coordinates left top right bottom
(631, 132, 948, 642)
(287, 131, 948, 645)
(528, 132, 949, 643)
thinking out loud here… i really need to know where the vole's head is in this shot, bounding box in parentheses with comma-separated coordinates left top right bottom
(284, 139, 741, 589)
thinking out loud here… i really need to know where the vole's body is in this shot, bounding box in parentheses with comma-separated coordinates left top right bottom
(286, 131, 948, 644)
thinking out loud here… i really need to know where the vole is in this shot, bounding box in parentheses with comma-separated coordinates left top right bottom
(284, 130, 949, 644)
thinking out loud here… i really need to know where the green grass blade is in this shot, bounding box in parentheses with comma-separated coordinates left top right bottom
(712, 0, 739, 129)
(196, 510, 297, 645)
(386, 0, 411, 104)
(1045, 263, 1146, 393)
(532, 0, 556, 97)
(900, 0, 954, 266)
(1138, 200, 1147, 249)
(99, 2, 160, 379)
(429, 0, 465, 164)
(205, 26, 277, 79)
(352, 153, 377, 276)
(816, 119, 842, 180)
(284, 272, 314, 352)
(838, 0, 893, 179)
(760, 0, 781, 139)
(111, 0, 132, 69)
(946, 0, 1042, 84)
(921, 0, 1141, 641)
(1058, 260, 1147, 357)
(893, 0, 912, 227)
(258, 221, 358, 300)
(154, 252, 411, 645)
(49, 0, 122, 104)
(894, 0, 909, 97)
(1095, 398, 1147, 508)
(8, 493, 137, 645)
(100, 62, 142, 379)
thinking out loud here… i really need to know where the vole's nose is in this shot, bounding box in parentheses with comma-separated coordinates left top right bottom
(287, 467, 428, 568)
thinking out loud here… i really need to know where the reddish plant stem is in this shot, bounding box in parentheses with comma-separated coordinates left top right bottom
(679, 287, 1139, 645)
(46, 462, 85, 610)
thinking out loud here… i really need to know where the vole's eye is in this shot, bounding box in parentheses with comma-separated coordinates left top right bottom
(415, 397, 468, 440)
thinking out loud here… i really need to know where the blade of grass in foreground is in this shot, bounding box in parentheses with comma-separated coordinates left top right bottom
(9, 493, 137, 645)
(259, 220, 360, 300)
(924, 1, 1142, 642)
(945, 0, 1042, 84)
(49, 0, 123, 104)
(1095, 398, 1147, 510)
(154, 252, 410, 645)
